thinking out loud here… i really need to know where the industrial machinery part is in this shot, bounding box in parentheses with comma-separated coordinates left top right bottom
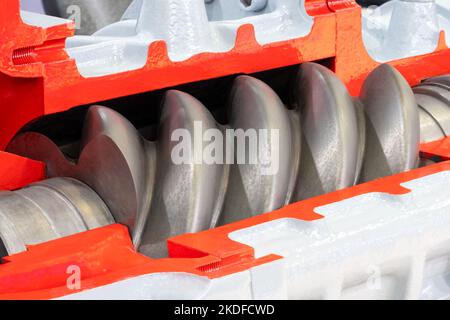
(27, 0, 447, 77)
(425, 75, 450, 87)
(7, 64, 450, 258)
(4, 0, 447, 155)
(227, 170, 450, 300)
(415, 75, 450, 143)
(0, 178, 113, 257)
(64, 0, 313, 77)
(43, 0, 133, 35)
(1, 0, 450, 301)
(362, 0, 449, 62)
(20, 166, 450, 300)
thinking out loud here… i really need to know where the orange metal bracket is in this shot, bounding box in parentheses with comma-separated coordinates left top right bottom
(0, 151, 45, 190)
(421, 137, 450, 162)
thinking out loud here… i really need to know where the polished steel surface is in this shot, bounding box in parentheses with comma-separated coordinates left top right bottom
(8, 65, 448, 258)
(414, 85, 450, 103)
(425, 75, 450, 88)
(415, 94, 450, 136)
(9, 94, 227, 257)
(359, 64, 420, 182)
(353, 99, 367, 185)
(292, 63, 360, 200)
(418, 107, 446, 143)
(219, 76, 295, 225)
(139, 91, 228, 257)
(0, 178, 113, 256)
(79, 106, 154, 248)
(414, 78, 450, 142)
(8, 107, 155, 248)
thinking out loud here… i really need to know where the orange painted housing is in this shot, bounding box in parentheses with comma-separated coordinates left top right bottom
(0, 0, 449, 299)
